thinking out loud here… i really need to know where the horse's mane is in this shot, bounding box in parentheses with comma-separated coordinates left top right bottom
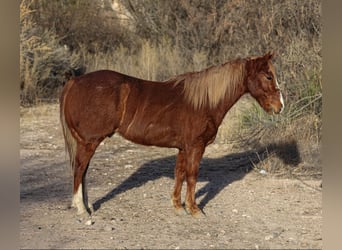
(168, 59, 246, 109)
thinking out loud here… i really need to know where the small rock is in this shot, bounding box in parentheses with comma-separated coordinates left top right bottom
(85, 219, 94, 226)
(259, 169, 267, 175)
(265, 234, 273, 241)
(272, 227, 284, 237)
(104, 225, 114, 231)
(232, 209, 238, 213)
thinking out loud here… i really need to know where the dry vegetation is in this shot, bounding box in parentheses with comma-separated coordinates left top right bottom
(20, 0, 322, 177)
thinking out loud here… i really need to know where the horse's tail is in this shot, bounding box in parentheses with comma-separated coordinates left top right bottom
(60, 80, 77, 173)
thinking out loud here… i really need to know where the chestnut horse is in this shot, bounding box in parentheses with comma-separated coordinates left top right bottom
(60, 52, 284, 217)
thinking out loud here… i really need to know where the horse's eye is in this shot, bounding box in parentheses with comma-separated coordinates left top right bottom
(266, 75, 273, 81)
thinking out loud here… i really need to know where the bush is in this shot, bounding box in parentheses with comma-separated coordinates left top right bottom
(20, 0, 84, 105)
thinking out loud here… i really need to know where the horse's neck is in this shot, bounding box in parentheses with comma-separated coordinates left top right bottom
(212, 81, 247, 127)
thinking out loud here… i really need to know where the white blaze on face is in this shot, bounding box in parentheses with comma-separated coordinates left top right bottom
(276, 78, 285, 113)
(275, 77, 280, 88)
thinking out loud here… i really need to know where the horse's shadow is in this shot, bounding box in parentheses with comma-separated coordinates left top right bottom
(93, 140, 301, 212)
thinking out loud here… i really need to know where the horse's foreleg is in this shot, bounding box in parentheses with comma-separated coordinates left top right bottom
(72, 143, 97, 215)
(172, 150, 186, 215)
(184, 146, 205, 217)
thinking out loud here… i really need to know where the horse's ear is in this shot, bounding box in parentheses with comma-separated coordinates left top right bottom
(248, 51, 276, 70)
(265, 51, 277, 60)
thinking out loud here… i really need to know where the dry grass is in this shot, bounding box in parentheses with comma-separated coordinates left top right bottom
(235, 112, 321, 179)
(20, 0, 83, 104)
(21, 0, 322, 95)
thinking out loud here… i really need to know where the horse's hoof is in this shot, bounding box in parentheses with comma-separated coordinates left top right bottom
(191, 210, 206, 219)
(76, 207, 89, 216)
(174, 207, 187, 216)
(72, 203, 91, 216)
(185, 205, 206, 218)
(171, 196, 187, 216)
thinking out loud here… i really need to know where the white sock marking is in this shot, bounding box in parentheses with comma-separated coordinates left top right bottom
(72, 184, 87, 214)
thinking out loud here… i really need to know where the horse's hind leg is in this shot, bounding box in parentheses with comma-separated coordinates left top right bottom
(72, 142, 98, 215)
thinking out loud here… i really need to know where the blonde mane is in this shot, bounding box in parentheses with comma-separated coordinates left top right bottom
(170, 59, 246, 109)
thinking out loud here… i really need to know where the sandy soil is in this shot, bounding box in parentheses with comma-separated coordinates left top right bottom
(20, 104, 322, 249)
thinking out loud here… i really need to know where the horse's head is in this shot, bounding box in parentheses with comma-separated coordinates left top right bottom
(245, 52, 284, 114)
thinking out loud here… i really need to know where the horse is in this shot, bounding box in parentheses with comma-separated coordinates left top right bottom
(60, 51, 284, 217)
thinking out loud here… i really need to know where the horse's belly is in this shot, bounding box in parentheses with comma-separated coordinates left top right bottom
(118, 122, 181, 148)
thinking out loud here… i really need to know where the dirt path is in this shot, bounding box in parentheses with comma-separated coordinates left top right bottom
(20, 104, 322, 249)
